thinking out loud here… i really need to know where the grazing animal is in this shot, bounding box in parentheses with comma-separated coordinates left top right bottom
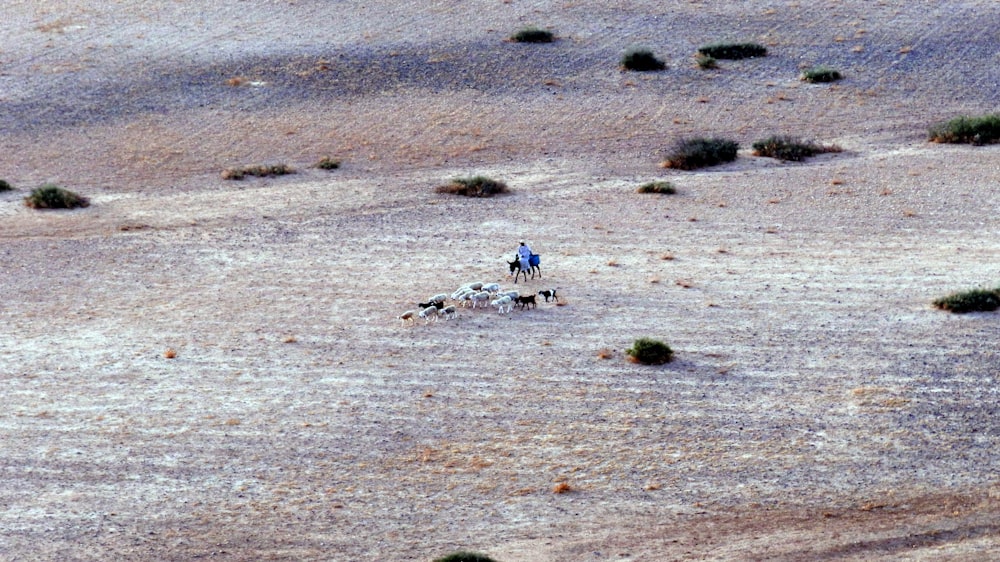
(507, 258, 540, 284)
(440, 305, 457, 320)
(418, 300, 445, 310)
(454, 290, 477, 307)
(515, 294, 537, 310)
(491, 295, 513, 314)
(428, 293, 448, 304)
(502, 289, 519, 301)
(451, 287, 474, 300)
(538, 288, 559, 302)
(469, 291, 491, 308)
(460, 282, 485, 292)
(481, 282, 501, 294)
(418, 306, 440, 323)
(398, 310, 417, 325)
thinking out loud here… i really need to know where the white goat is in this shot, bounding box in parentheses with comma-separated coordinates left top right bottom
(398, 310, 417, 325)
(469, 291, 491, 309)
(481, 282, 501, 294)
(452, 287, 476, 302)
(418, 306, 440, 323)
(491, 295, 513, 314)
(453, 291, 476, 307)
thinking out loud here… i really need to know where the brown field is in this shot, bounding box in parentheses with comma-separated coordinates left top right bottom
(1, 1, 999, 560)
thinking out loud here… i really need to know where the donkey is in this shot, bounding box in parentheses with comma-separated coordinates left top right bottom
(507, 255, 541, 284)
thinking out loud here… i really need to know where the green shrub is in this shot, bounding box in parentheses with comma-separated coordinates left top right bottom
(928, 114, 1000, 145)
(932, 288, 1000, 313)
(315, 157, 341, 170)
(626, 338, 674, 365)
(801, 65, 842, 83)
(0, 179, 12, 191)
(433, 552, 499, 562)
(620, 48, 666, 71)
(24, 184, 90, 209)
(697, 42, 767, 60)
(435, 175, 509, 197)
(636, 181, 676, 194)
(751, 136, 842, 161)
(695, 53, 718, 69)
(510, 27, 555, 43)
(221, 164, 295, 180)
(661, 137, 739, 170)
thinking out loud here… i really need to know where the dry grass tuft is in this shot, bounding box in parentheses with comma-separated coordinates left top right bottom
(552, 482, 573, 494)
(163, 348, 177, 359)
(596, 348, 614, 360)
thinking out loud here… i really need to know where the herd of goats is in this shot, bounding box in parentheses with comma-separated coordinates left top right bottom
(398, 281, 559, 325)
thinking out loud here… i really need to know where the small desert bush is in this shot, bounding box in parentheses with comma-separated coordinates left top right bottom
(221, 164, 294, 180)
(636, 181, 676, 194)
(932, 288, 1000, 313)
(436, 175, 509, 197)
(315, 157, 341, 170)
(0, 179, 12, 191)
(695, 53, 718, 69)
(928, 114, 1000, 145)
(510, 26, 555, 43)
(801, 65, 842, 83)
(626, 338, 674, 365)
(620, 48, 666, 71)
(697, 42, 767, 60)
(752, 136, 842, 161)
(661, 137, 739, 170)
(24, 184, 90, 209)
(433, 552, 499, 562)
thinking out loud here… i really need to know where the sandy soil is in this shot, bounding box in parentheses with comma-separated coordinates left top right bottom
(1, 1, 999, 560)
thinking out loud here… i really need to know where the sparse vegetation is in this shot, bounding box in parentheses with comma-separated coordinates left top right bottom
(695, 53, 718, 69)
(636, 181, 677, 194)
(510, 26, 555, 43)
(433, 552, 499, 562)
(626, 337, 674, 365)
(928, 114, 1000, 145)
(435, 175, 509, 197)
(661, 137, 739, 170)
(0, 179, 12, 191)
(552, 482, 573, 494)
(801, 65, 842, 83)
(620, 48, 666, 71)
(315, 157, 341, 170)
(752, 136, 843, 161)
(697, 42, 767, 60)
(932, 288, 1000, 313)
(221, 164, 295, 180)
(23, 184, 90, 209)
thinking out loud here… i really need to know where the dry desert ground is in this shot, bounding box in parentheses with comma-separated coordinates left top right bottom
(1, 1, 999, 560)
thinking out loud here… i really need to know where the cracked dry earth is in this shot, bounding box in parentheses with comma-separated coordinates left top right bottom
(1, 1, 999, 561)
